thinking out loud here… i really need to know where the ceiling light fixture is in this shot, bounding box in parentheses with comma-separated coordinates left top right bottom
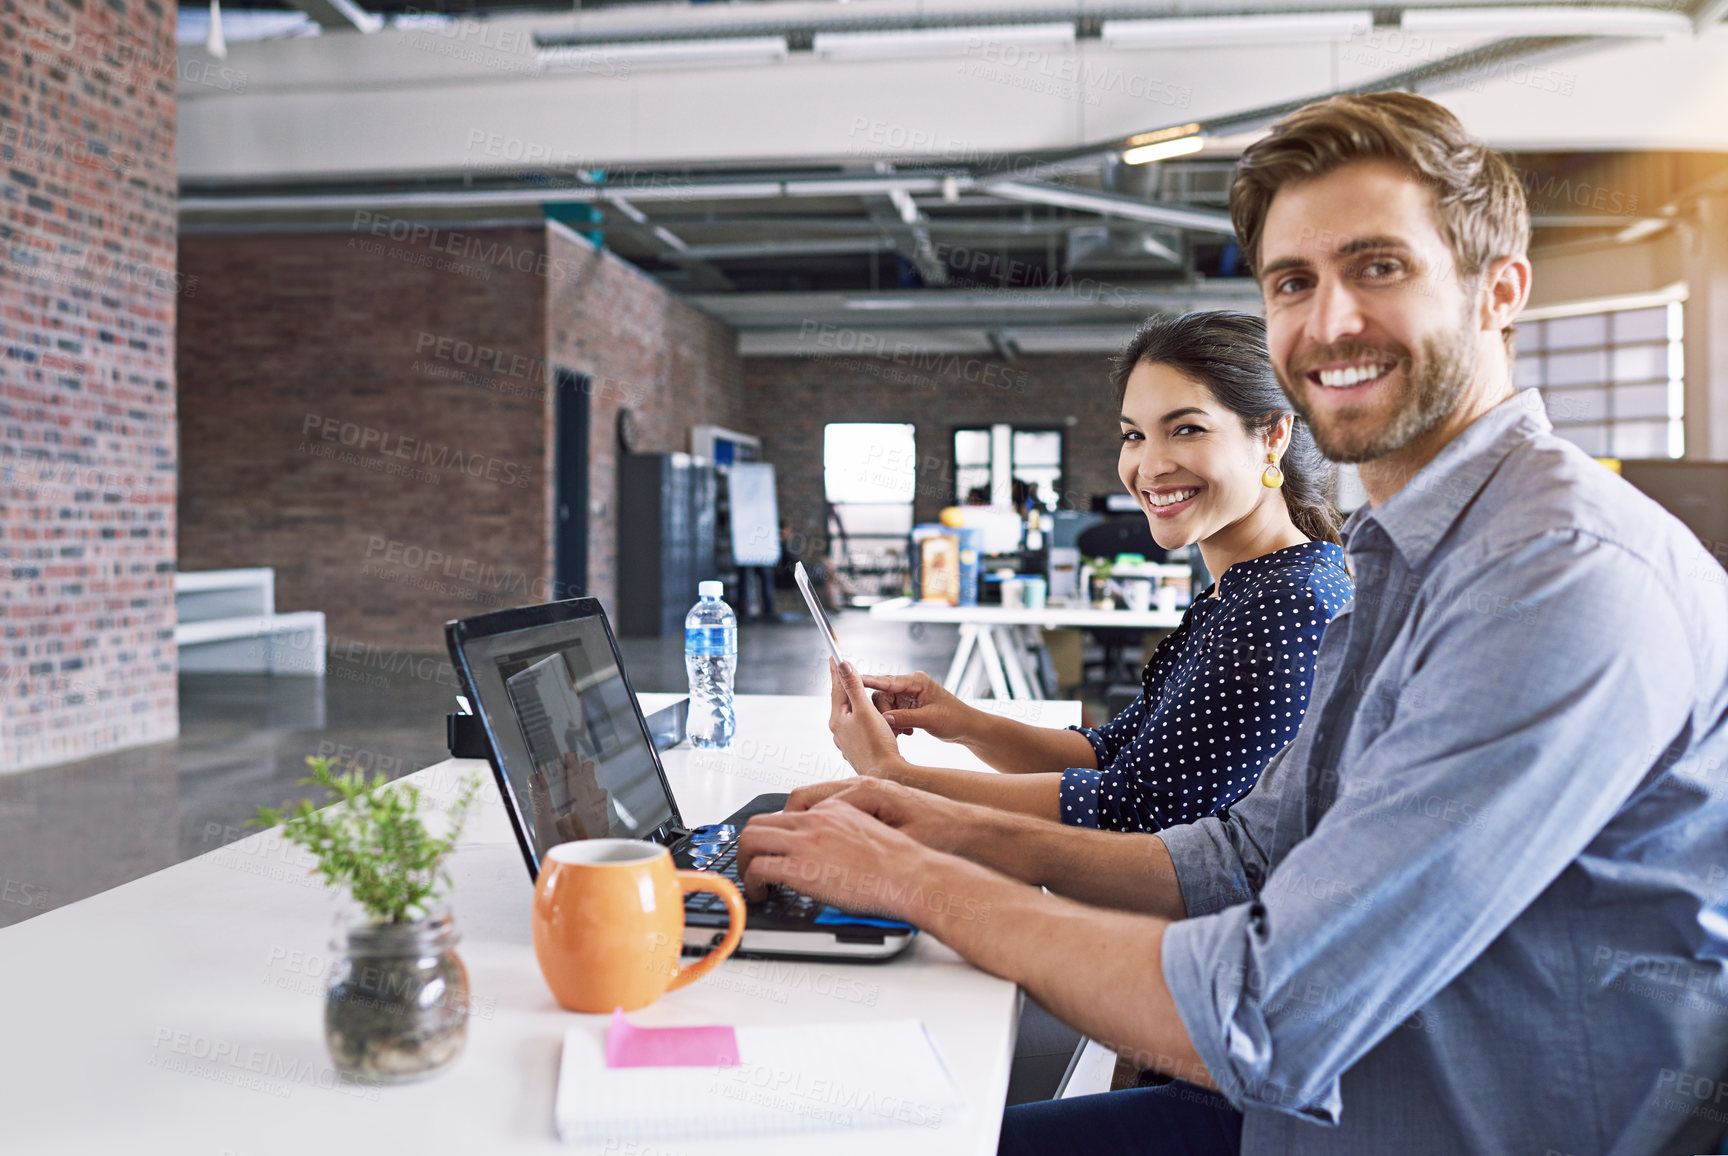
(1103, 11, 1373, 49)
(539, 36, 789, 71)
(814, 23, 1075, 61)
(1399, 6, 1689, 38)
(1122, 134, 1206, 165)
(1125, 123, 1203, 148)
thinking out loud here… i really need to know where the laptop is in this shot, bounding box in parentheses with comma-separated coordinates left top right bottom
(444, 597, 916, 961)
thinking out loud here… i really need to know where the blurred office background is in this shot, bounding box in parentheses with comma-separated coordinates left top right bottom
(4, 0, 1728, 926)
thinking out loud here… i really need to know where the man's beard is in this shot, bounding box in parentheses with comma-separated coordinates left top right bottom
(1277, 314, 1478, 465)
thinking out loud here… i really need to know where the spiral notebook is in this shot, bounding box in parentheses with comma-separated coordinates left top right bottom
(554, 1018, 965, 1144)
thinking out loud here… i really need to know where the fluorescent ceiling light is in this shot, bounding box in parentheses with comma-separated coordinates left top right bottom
(843, 298, 922, 310)
(815, 22, 1074, 61)
(539, 36, 788, 71)
(1103, 12, 1373, 49)
(1400, 7, 1689, 37)
(1126, 123, 1203, 148)
(1123, 135, 1206, 165)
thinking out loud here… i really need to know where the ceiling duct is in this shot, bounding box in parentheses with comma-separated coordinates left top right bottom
(1102, 154, 1160, 201)
(1065, 224, 1184, 272)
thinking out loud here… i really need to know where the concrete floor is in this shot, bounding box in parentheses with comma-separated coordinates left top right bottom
(0, 610, 979, 930)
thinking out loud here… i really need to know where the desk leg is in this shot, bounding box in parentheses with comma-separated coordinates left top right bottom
(993, 625, 1035, 700)
(943, 625, 980, 694)
(1027, 627, 1052, 699)
(1006, 625, 1047, 700)
(972, 627, 1014, 700)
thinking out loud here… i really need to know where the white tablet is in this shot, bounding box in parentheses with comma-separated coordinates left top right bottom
(793, 562, 845, 668)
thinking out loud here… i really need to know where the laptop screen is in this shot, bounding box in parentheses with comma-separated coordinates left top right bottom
(454, 608, 676, 871)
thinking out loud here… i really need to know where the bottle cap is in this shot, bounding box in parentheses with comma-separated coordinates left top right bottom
(698, 581, 723, 599)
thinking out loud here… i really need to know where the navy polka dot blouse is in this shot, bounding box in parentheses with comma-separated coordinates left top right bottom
(1060, 541, 1353, 833)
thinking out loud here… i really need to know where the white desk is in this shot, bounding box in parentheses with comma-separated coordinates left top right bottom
(0, 692, 1079, 1156)
(869, 598, 1184, 700)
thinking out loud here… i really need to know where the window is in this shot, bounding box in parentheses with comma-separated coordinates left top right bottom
(823, 423, 915, 600)
(953, 428, 993, 506)
(824, 423, 915, 504)
(1515, 300, 1684, 459)
(952, 424, 1065, 510)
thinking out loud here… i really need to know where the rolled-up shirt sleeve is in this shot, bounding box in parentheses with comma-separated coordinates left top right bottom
(1155, 737, 1298, 916)
(1058, 767, 1105, 827)
(1070, 687, 1146, 769)
(1061, 685, 1149, 828)
(1157, 532, 1697, 1122)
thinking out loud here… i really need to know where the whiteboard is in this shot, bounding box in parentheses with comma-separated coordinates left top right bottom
(727, 462, 781, 566)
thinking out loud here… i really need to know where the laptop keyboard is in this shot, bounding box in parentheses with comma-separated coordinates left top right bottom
(684, 836, 821, 920)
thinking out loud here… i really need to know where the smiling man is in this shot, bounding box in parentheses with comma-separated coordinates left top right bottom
(737, 93, 1728, 1156)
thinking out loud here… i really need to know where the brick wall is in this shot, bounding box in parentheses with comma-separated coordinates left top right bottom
(1, 0, 180, 773)
(544, 223, 749, 611)
(744, 352, 1126, 557)
(178, 225, 552, 654)
(177, 221, 748, 655)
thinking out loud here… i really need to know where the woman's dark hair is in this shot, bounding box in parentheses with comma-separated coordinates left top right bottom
(1110, 310, 1343, 546)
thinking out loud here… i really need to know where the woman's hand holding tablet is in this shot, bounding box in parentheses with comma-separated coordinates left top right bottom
(793, 562, 845, 668)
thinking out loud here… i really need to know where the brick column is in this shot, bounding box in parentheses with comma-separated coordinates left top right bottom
(1, 0, 180, 772)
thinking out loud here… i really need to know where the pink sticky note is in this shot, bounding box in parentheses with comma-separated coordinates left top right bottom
(604, 1008, 740, 1069)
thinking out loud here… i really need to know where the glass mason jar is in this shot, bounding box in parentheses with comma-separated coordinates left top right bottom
(325, 912, 469, 1084)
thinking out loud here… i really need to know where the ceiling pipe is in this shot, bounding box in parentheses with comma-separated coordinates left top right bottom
(178, 175, 967, 214)
(285, 0, 381, 33)
(987, 181, 1236, 234)
(1692, 0, 1728, 30)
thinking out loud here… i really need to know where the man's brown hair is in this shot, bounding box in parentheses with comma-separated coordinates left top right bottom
(1230, 91, 1529, 311)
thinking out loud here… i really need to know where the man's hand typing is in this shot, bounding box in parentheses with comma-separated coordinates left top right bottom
(784, 776, 988, 858)
(735, 795, 933, 918)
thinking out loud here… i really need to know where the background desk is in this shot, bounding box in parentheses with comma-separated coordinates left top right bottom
(869, 598, 1184, 700)
(0, 692, 1079, 1155)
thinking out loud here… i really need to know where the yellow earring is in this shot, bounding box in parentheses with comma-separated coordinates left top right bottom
(1261, 451, 1284, 489)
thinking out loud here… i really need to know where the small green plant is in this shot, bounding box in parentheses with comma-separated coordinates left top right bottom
(1086, 555, 1114, 595)
(251, 757, 484, 925)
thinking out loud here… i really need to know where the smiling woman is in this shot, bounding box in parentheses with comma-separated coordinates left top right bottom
(1113, 311, 1342, 561)
(815, 311, 1354, 836)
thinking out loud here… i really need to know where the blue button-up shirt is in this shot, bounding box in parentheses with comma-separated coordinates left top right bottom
(1158, 389, 1728, 1155)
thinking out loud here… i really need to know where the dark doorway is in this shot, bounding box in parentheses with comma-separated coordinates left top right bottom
(554, 369, 589, 600)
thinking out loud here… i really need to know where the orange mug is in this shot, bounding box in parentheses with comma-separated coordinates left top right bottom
(531, 839, 746, 1013)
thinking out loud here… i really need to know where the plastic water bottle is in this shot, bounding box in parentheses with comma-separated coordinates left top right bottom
(684, 580, 737, 750)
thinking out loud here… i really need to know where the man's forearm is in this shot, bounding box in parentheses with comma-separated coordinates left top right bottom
(907, 848, 1211, 1088)
(949, 807, 1189, 920)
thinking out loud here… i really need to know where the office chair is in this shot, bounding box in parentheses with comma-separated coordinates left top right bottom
(1075, 518, 1167, 687)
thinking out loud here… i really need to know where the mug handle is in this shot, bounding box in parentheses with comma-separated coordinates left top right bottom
(666, 871, 746, 992)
